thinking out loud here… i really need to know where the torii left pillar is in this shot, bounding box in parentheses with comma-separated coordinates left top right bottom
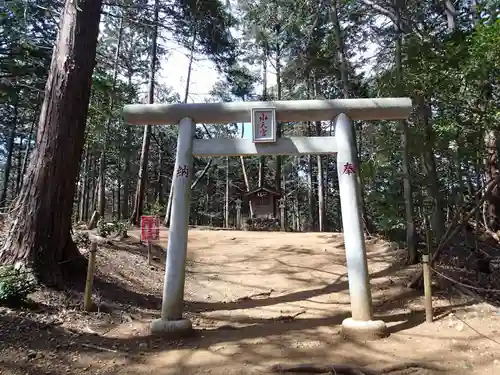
(150, 117, 194, 335)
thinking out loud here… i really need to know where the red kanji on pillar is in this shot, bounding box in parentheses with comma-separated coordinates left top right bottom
(141, 215, 160, 241)
(343, 162, 356, 175)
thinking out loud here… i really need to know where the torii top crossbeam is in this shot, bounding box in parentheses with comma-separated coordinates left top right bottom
(122, 97, 413, 125)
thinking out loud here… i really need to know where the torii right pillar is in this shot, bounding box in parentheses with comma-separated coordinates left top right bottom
(335, 113, 388, 340)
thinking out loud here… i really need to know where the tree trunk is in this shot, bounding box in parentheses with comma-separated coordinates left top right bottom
(331, 0, 349, 98)
(156, 137, 164, 205)
(294, 194, 300, 230)
(164, 179, 174, 226)
(307, 153, 315, 230)
(90, 156, 97, 214)
(97, 14, 124, 218)
(0, 0, 103, 285)
(0, 96, 19, 209)
(258, 45, 268, 188)
(395, 0, 417, 263)
(18, 95, 41, 195)
(331, 0, 375, 233)
(443, 0, 457, 32)
(484, 130, 500, 230)
(239, 121, 254, 216)
(130, 0, 159, 225)
(240, 156, 254, 216)
(19, 118, 36, 195)
(111, 183, 116, 218)
(97, 153, 105, 217)
(79, 149, 90, 222)
(163, 31, 197, 227)
(15, 134, 24, 194)
(116, 175, 121, 220)
(122, 131, 131, 219)
(205, 168, 211, 225)
(315, 120, 325, 231)
(417, 95, 445, 241)
(225, 157, 230, 227)
(275, 39, 282, 195)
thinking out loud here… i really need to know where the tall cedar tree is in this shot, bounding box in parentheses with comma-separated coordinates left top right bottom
(0, 0, 103, 285)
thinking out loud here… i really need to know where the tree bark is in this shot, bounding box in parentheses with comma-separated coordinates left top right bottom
(483, 130, 500, 230)
(130, 0, 159, 225)
(258, 44, 268, 188)
(15, 133, 24, 194)
(274, 34, 282, 196)
(78, 148, 90, 222)
(121, 75, 134, 219)
(0, 95, 19, 209)
(225, 156, 229, 227)
(98, 13, 124, 218)
(89, 156, 97, 215)
(97, 152, 105, 217)
(164, 32, 200, 226)
(417, 94, 446, 241)
(18, 95, 41, 196)
(307, 123, 316, 230)
(395, 0, 417, 263)
(331, 0, 375, 234)
(116, 174, 121, 220)
(0, 0, 103, 285)
(443, 0, 457, 32)
(316, 120, 324, 232)
(239, 119, 254, 216)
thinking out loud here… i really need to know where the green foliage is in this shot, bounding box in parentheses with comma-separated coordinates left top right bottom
(97, 217, 112, 237)
(97, 218, 129, 237)
(3, 0, 500, 251)
(145, 199, 165, 216)
(245, 217, 280, 231)
(172, 0, 237, 71)
(0, 266, 37, 306)
(73, 231, 91, 248)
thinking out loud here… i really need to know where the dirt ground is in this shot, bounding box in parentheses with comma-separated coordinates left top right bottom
(1, 228, 500, 375)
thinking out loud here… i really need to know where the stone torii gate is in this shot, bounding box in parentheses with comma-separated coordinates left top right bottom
(123, 97, 413, 340)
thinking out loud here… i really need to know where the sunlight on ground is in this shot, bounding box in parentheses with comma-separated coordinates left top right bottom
(97, 229, 500, 375)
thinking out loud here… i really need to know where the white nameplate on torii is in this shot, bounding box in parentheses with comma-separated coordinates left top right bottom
(251, 107, 277, 143)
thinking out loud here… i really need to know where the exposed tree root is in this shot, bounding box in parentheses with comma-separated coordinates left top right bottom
(235, 290, 274, 302)
(270, 361, 443, 374)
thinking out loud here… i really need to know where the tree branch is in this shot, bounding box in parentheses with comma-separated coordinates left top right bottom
(360, 0, 423, 39)
(408, 173, 500, 288)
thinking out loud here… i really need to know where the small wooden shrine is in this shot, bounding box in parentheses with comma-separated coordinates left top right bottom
(244, 186, 281, 218)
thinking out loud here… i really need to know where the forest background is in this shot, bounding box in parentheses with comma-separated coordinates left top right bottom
(0, 0, 499, 282)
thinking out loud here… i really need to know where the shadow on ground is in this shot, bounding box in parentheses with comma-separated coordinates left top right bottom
(2, 230, 498, 375)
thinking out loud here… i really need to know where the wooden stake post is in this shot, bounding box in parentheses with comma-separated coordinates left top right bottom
(84, 242, 97, 311)
(235, 199, 242, 229)
(279, 198, 286, 231)
(422, 252, 433, 323)
(422, 198, 434, 323)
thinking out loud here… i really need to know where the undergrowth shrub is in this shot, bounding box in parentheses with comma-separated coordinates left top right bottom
(0, 265, 37, 306)
(96, 218, 129, 238)
(73, 231, 91, 248)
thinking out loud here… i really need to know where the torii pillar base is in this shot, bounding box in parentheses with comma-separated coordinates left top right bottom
(150, 318, 193, 337)
(341, 318, 388, 341)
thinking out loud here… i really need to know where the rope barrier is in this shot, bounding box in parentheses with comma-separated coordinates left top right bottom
(430, 265, 500, 293)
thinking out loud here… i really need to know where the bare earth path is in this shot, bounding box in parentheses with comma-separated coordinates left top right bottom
(1, 229, 500, 374)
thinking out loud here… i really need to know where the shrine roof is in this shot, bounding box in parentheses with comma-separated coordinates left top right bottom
(244, 186, 281, 197)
